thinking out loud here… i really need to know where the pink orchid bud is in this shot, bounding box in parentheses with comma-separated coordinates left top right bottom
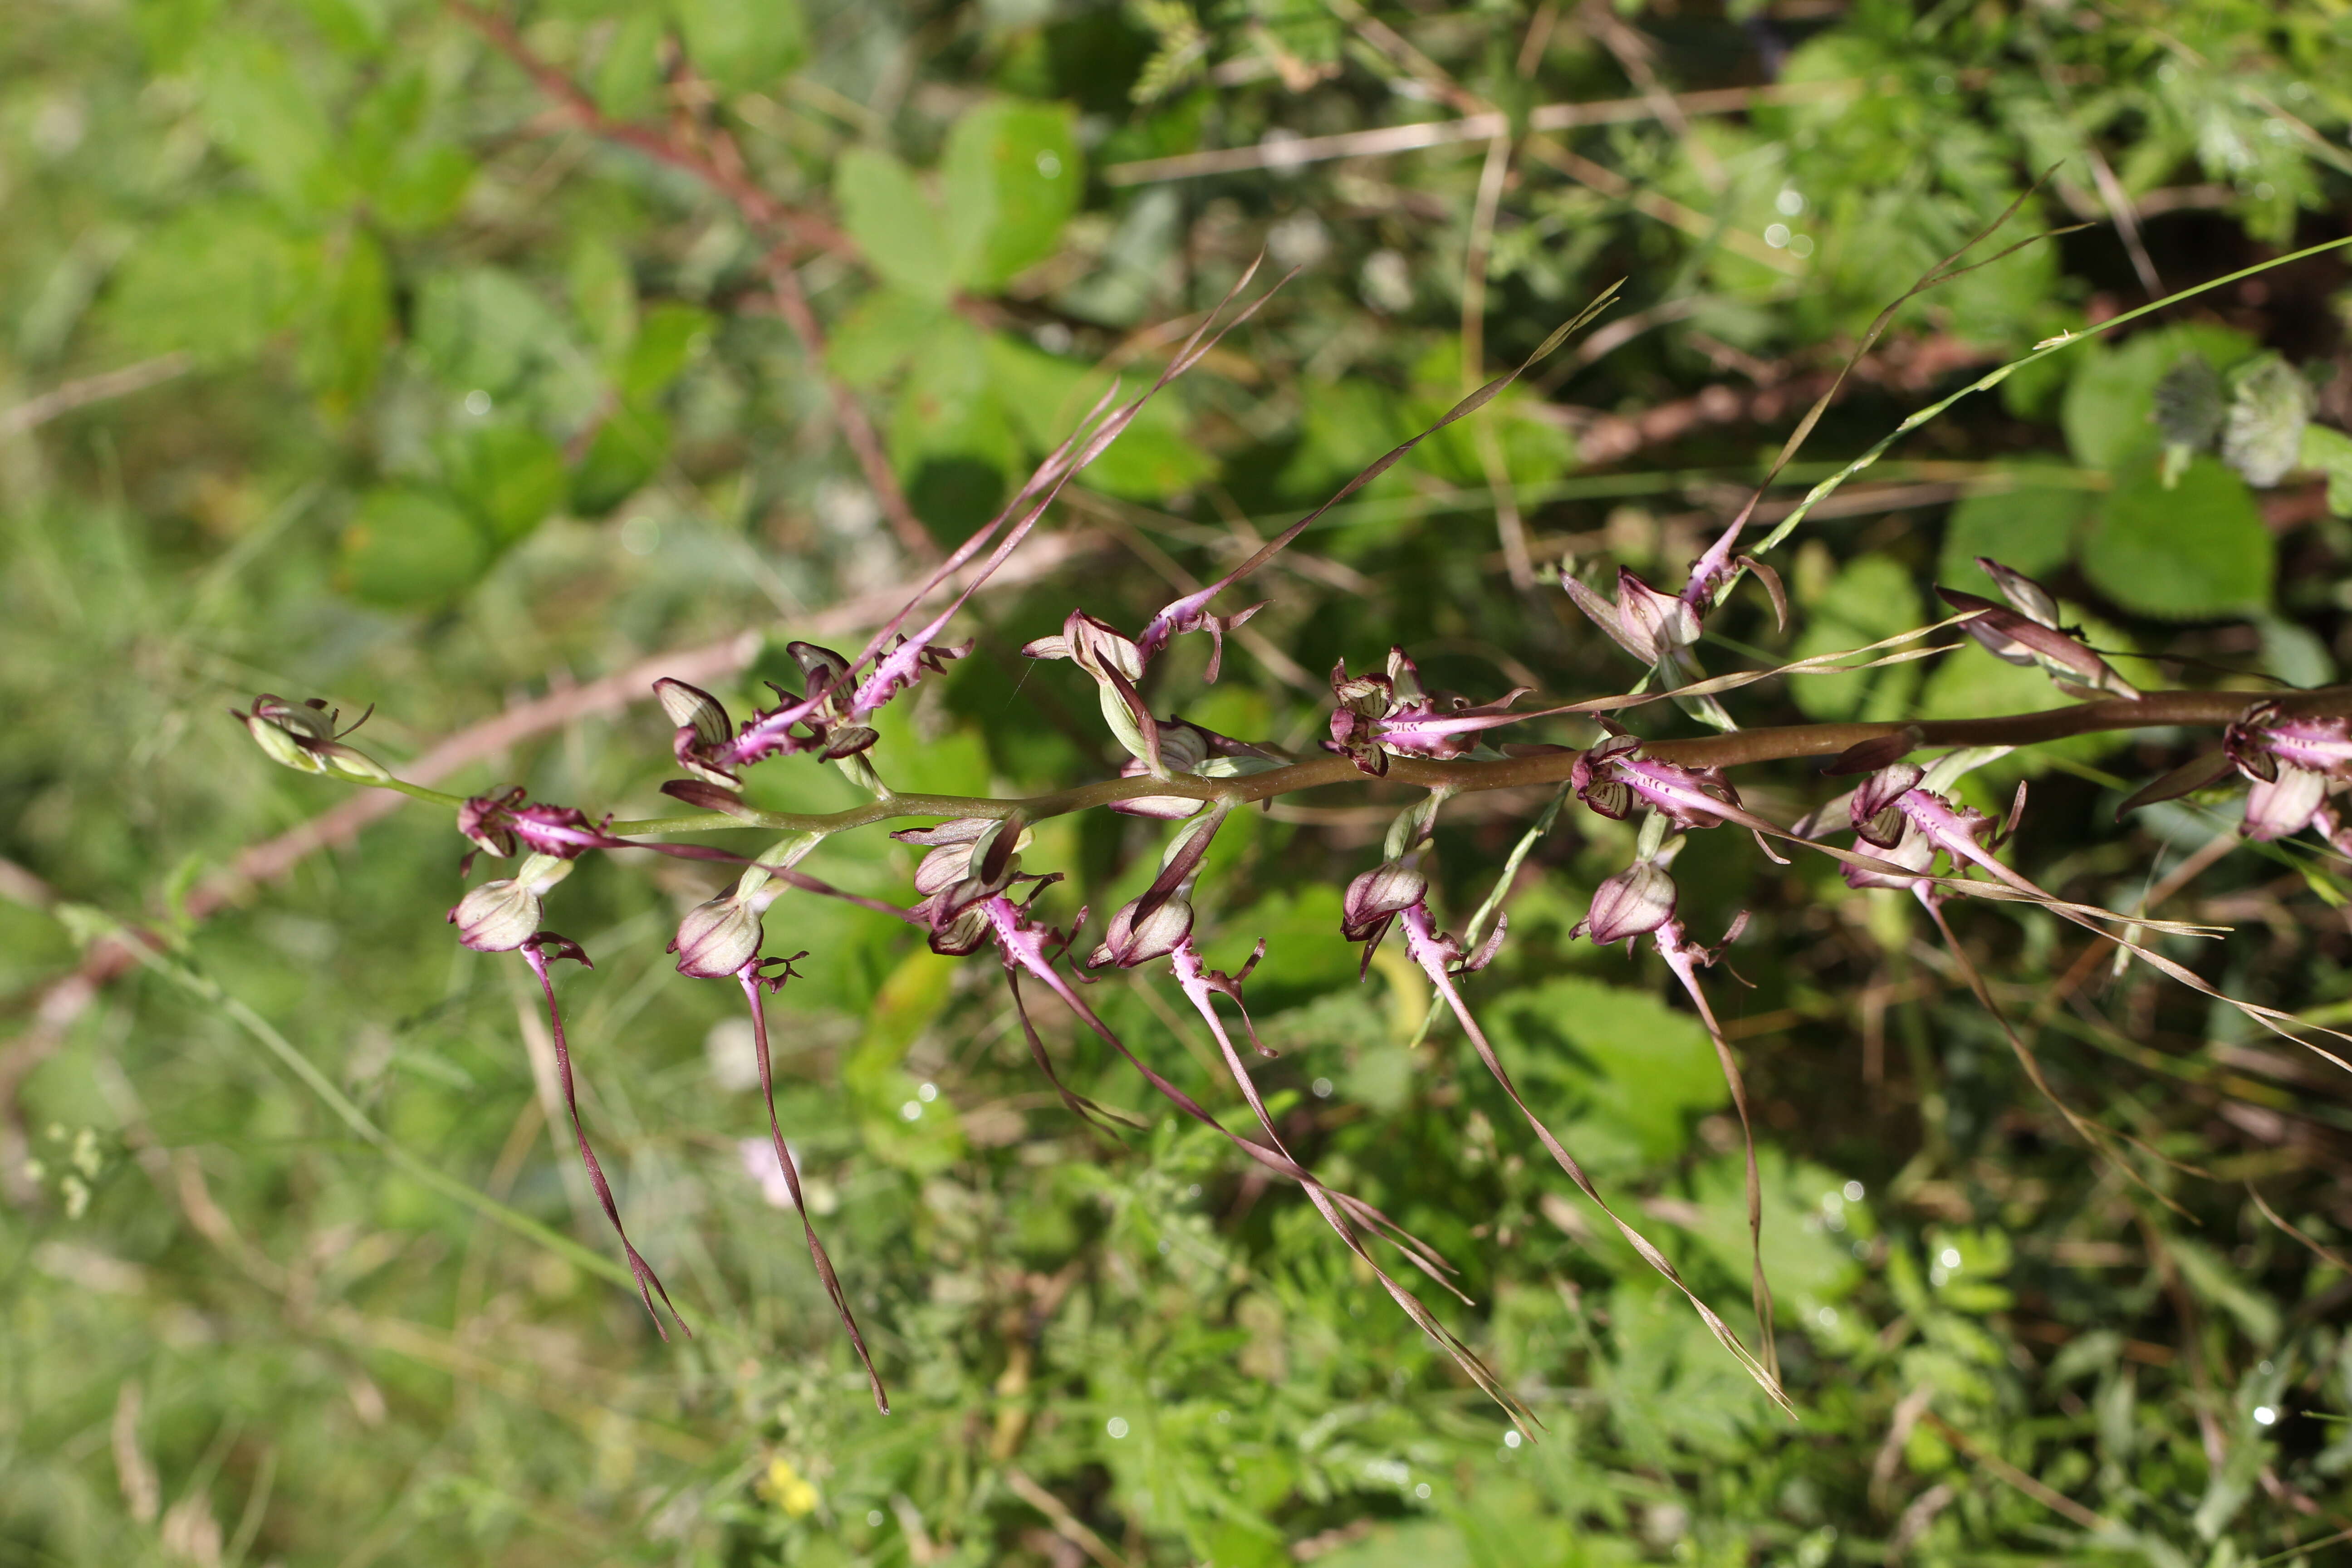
(1975, 557, 2063, 627)
(1576, 859, 1676, 946)
(786, 641, 854, 698)
(926, 902, 995, 956)
(1107, 754, 1212, 819)
(1615, 569, 1700, 663)
(1573, 737, 1738, 830)
(1559, 568, 1695, 665)
(1384, 646, 1427, 704)
(1937, 585, 2138, 701)
(669, 894, 764, 978)
(1342, 862, 1428, 943)
(1849, 764, 1926, 849)
(1569, 735, 1641, 819)
(1329, 659, 1395, 718)
(1088, 897, 1196, 969)
(449, 878, 543, 952)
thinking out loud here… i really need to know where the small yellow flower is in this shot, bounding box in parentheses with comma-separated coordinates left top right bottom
(757, 1456, 819, 1518)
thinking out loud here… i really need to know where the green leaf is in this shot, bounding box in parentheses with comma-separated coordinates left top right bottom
(2151, 353, 2225, 455)
(888, 315, 1015, 538)
(670, 0, 805, 96)
(339, 488, 490, 605)
(982, 333, 1215, 500)
(570, 401, 671, 517)
(290, 0, 386, 56)
(295, 227, 392, 408)
(438, 421, 565, 545)
(1787, 554, 1922, 722)
(617, 302, 713, 399)
(590, 6, 666, 120)
(2221, 354, 2313, 488)
(1935, 463, 2093, 594)
(836, 148, 956, 303)
(1489, 978, 1725, 1166)
(344, 72, 474, 233)
(196, 32, 345, 211)
(2079, 454, 2272, 619)
(567, 238, 637, 363)
(107, 201, 301, 364)
(826, 290, 951, 389)
(412, 266, 569, 396)
(1684, 1152, 1865, 1305)
(2300, 423, 2352, 518)
(941, 98, 1080, 290)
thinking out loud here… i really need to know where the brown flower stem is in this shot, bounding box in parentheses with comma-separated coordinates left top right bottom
(444, 0, 937, 560)
(582, 687, 2344, 838)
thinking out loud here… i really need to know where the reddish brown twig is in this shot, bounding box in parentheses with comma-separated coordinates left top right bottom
(444, 0, 937, 559)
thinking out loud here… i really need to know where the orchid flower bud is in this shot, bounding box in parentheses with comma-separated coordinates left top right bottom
(1088, 896, 1196, 969)
(2228, 702, 2352, 783)
(1575, 859, 1677, 946)
(450, 878, 543, 952)
(447, 853, 573, 951)
(1614, 570, 1700, 663)
(669, 893, 766, 978)
(1342, 862, 1428, 943)
(655, 678, 733, 749)
(1581, 862, 1672, 941)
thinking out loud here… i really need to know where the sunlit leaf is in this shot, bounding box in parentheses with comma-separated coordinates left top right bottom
(2080, 453, 2271, 618)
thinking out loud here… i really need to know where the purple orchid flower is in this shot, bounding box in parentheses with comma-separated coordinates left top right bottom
(1324, 648, 1549, 777)
(2226, 701, 2352, 841)
(1569, 734, 1741, 829)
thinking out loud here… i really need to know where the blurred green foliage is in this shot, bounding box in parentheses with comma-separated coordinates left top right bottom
(7, 0, 2352, 1564)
